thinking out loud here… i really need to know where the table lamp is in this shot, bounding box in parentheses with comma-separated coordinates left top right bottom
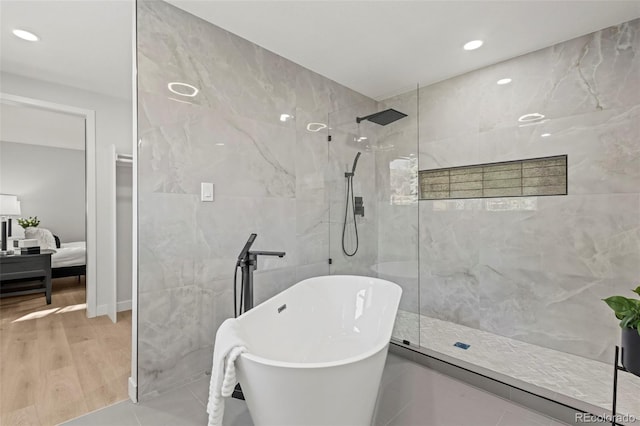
(0, 194, 21, 256)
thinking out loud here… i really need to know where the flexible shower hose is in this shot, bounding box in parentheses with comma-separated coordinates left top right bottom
(342, 174, 359, 256)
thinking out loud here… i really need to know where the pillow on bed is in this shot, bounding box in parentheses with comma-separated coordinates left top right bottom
(24, 227, 57, 250)
(53, 234, 61, 249)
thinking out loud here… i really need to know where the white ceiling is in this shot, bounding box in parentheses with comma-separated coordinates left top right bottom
(0, 103, 85, 151)
(0, 0, 133, 100)
(0, 1, 638, 102)
(167, 0, 640, 100)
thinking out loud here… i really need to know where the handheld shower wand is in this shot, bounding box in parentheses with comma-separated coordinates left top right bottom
(342, 152, 361, 256)
(351, 152, 361, 175)
(344, 152, 360, 177)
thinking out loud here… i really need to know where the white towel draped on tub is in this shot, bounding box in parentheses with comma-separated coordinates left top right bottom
(207, 318, 248, 426)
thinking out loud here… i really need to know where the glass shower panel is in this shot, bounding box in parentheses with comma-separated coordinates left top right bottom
(294, 105, 331, 280)
(327, 101, 379, 278)
(327, 89, 420, 347)
(414, 19, 640, 419)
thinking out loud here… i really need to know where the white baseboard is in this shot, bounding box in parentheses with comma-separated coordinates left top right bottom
(96, 299, 132, 316)
(128, 376, 137, 403)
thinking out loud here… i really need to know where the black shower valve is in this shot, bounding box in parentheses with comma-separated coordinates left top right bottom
(355, 196, 364, 217)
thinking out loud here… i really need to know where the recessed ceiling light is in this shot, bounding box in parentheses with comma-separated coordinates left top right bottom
(497, 78, 512, 85)
(167, 82, 199, 97)
(306, 122, 327, 132)
(540, 133, 551, 138)
(518, 113, 545, 123)
(215, 142, 225, 146)
(12, 29, 39, 42)
(280, 113, 293, 122)
(463, 40, 483, 51)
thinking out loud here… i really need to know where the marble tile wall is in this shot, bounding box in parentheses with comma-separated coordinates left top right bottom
(137, 1, 377, 398)
(408, 18, 640, 363)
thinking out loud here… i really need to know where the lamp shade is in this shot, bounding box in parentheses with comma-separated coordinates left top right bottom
(0, 194, 21, 216)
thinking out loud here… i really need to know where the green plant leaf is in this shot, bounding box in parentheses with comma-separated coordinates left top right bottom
(603, 296, 635, 317)
(620, 313, 637, 329)
(633, 286, 640, 297)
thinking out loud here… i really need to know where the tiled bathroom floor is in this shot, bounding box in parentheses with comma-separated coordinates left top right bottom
(392, 311, 640, 421)
(63, 353, 568, 426)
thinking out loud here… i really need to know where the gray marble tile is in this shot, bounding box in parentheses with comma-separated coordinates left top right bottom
(295, 262, 330, 282)
(139, 95, 296, 199)
(62, 401, 139, 426)
(476, 19, 640, 133)
(475, 106, 640, 195)
(134, 384, 208, 426)
(199, 283, 234, 351)
(186, 376, 210, 407)
(138, 1, 298, 128)
(252, 266, 298, 307)
(138, 285, 209, 397)
(373, 377, 414, 426)
(376, 203, 419, 261)
(222, 397, 254, 426)
(419, 131, 480, 171)
(418, 72, 484, 143)
(498, 407, 553, 426)
(191, 196, 297, 279)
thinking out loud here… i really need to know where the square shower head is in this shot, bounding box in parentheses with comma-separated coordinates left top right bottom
(357, 108, 408, 126)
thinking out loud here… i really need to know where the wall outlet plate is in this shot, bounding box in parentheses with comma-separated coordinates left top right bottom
(201, 182, 214, 202)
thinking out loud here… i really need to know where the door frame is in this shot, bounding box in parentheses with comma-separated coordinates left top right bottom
(0, 92, 98, 318)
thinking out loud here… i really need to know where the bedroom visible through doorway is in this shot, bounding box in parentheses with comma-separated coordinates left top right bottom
(0, 95, 133, 424)
(0, 102, 88, 307)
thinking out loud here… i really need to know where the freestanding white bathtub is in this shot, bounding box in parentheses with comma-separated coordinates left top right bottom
(235, 275, 402, 426)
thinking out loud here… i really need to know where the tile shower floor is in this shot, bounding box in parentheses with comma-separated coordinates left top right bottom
(393, 311, 640, 421)
(63, 353, 568, 426)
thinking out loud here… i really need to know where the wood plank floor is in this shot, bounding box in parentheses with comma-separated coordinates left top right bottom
(0, 277, 131, 425)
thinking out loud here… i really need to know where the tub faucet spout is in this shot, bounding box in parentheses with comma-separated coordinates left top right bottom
(250, 250, 286, 258)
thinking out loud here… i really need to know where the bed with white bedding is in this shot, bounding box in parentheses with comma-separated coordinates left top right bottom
(51, 241, 86, 279)
(16, 227, 86, 279)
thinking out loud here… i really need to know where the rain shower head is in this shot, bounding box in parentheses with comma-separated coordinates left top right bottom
(356, 108, 407, 126)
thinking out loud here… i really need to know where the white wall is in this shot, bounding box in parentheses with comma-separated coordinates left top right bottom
(0, 103, 86, 151)
(1, 71, 133, 309)
(116, 164, 133, 307)
(0, 141, 85, 242)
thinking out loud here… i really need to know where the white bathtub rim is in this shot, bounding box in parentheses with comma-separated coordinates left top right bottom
(240, 340, 392, 370)
(238, 274, 402, 370)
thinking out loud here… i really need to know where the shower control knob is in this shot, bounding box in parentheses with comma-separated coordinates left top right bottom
(355, 197, 364, 217)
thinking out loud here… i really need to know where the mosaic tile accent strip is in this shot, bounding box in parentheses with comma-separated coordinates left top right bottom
(393, 310, 640, 421)
(419, 155, 567, 200)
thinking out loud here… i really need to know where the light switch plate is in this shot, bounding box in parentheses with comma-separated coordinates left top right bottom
(201, 182, 214, 202)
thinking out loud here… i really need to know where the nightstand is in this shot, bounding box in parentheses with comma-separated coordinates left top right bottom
(0, 251, 53, 304)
